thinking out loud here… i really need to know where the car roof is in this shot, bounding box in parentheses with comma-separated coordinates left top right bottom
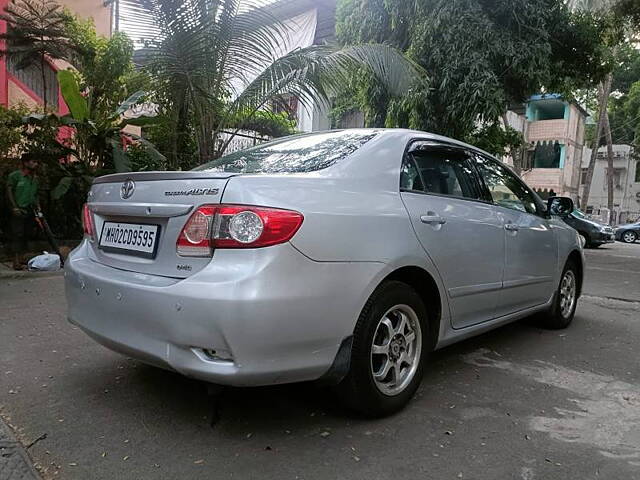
(326, 128, 499, 160)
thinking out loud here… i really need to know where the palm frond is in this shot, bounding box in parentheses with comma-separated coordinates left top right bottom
(138, 0, 425, 162)
(231, 44, 425, 115)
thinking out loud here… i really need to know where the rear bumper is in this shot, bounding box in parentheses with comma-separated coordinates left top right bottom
(65, 240, 381, 386)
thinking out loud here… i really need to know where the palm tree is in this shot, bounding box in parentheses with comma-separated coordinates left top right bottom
(0, 0, 76, 110)
(140, 0, 421, 166)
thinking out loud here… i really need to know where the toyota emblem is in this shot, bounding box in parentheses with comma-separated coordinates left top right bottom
(120, 179, 135, 199)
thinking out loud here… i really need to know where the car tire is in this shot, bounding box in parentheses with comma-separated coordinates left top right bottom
(539, 260, 579, 330)
(336, 281, 429, 417)
(621, 231, 637, 243)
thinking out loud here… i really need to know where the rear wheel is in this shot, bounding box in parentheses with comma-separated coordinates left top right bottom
(337, 281, 429, 417)
(539, 260, 579, 329)
(622, 231, 637, 243)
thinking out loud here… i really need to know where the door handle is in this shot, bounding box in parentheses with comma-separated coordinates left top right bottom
(420, 213, 446, 225)
(504, 223, 519, 232)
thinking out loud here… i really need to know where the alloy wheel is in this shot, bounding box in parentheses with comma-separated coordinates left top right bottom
(623, 231, 637, 243)
(559, 270, 577, 319)
(370, 304, 422, 396)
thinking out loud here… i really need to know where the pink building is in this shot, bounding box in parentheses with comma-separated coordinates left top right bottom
(0, 0, 112, 113)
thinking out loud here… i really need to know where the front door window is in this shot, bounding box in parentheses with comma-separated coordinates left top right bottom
(471, 154, 539, 215)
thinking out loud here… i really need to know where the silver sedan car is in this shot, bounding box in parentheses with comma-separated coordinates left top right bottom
(65, 129, 584, 416)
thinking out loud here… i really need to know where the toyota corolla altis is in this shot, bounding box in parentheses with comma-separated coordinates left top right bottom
(65, 129, 584, 416)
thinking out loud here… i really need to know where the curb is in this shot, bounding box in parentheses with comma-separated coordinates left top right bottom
(0, 270, 64, 280)
(0, 420, 41, 480)
(582, 294, 640, 305)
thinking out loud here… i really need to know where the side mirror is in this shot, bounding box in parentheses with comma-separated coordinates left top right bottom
(547, 196, 574, 217)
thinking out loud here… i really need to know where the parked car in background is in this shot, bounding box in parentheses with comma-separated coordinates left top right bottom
(615, 220, 640, 243)
(560, 209, 615, 248)
(65, 129, 584, 417)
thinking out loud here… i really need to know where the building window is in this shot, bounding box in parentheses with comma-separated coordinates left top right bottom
(581, 168, 588, 185)
(530, 141, 562, 168)
(7, 56, 59, 107)
(605, 168, 625, 189)
(635, 160, 640, 183)
(586, 206, 594, 214)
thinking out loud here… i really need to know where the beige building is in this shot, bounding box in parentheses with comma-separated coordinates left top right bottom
(0, 0, 112, 112)
(509, 95, 588, 202)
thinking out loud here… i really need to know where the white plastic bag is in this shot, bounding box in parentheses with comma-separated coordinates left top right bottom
(28, 251, 61, 272)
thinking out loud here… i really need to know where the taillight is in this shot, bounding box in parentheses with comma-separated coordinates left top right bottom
(176, 206, 216, 257)
(82, 203, 95, 240)
(176, 204, 303, 257)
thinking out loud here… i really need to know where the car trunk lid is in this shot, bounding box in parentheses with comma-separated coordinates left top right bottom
(86, 171, 236, 278)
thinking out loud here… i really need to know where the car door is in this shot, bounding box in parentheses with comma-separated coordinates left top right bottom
(400, 142, 504, 328)
(471, 153, 558, 315)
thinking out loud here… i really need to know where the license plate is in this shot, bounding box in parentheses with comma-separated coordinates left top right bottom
(99, 222, 160, 258)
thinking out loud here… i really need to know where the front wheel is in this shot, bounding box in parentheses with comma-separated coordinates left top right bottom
(336, 281, 429, 417)
(621, 231, 637, 243)
(539, 260, 579, 329)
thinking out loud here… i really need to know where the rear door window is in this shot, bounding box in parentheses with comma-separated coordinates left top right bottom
(193, 130, 378, 174)
(402, 147, 483, 200)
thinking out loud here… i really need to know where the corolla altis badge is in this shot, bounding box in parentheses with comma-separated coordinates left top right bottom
(120, 179, 135, 199)
(164, 188, 219, 197)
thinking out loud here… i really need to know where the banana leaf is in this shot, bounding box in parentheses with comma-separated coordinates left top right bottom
(57, 70, 89, 122)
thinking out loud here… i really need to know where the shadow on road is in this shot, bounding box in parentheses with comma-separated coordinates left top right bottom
(66, 316, 547, 434)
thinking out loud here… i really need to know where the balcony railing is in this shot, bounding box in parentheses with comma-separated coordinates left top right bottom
(527, 119, 568, 142)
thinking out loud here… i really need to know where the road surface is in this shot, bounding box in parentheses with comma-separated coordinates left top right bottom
(1, 242, 639, 479)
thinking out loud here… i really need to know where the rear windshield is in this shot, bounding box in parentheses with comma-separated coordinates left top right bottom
(193, 130, 378, 174)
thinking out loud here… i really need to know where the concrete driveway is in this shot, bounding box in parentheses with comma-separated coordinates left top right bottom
(1, 242, 639, 480)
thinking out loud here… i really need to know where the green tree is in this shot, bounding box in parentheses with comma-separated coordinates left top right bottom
(572, 0, 638, 216)
(53, 70, 163, 176)
(601, 43, 640, 146)
(140, 0, 420, 166)
(611, 43, 640, 94)
(0, 104, 28, 160)
(63, 14, 145, 120)
(0, 0, 76, 109)
(609, 80, 640, 146)
(17, 71, 164, 235)
(335, 0, 608, 163)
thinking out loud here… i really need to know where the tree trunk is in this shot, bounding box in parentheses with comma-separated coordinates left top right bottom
(604, 112, 615, 223)
(40, 54, 48, 110)
(196, 116, 216, 164)
(501, 111, 523, 175)
(581, 73, 612, 209)
(167, 91, 191, 170)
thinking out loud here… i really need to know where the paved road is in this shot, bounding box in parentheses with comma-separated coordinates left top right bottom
(582, 242, 640, 302)
(1, 243, 639, 480)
